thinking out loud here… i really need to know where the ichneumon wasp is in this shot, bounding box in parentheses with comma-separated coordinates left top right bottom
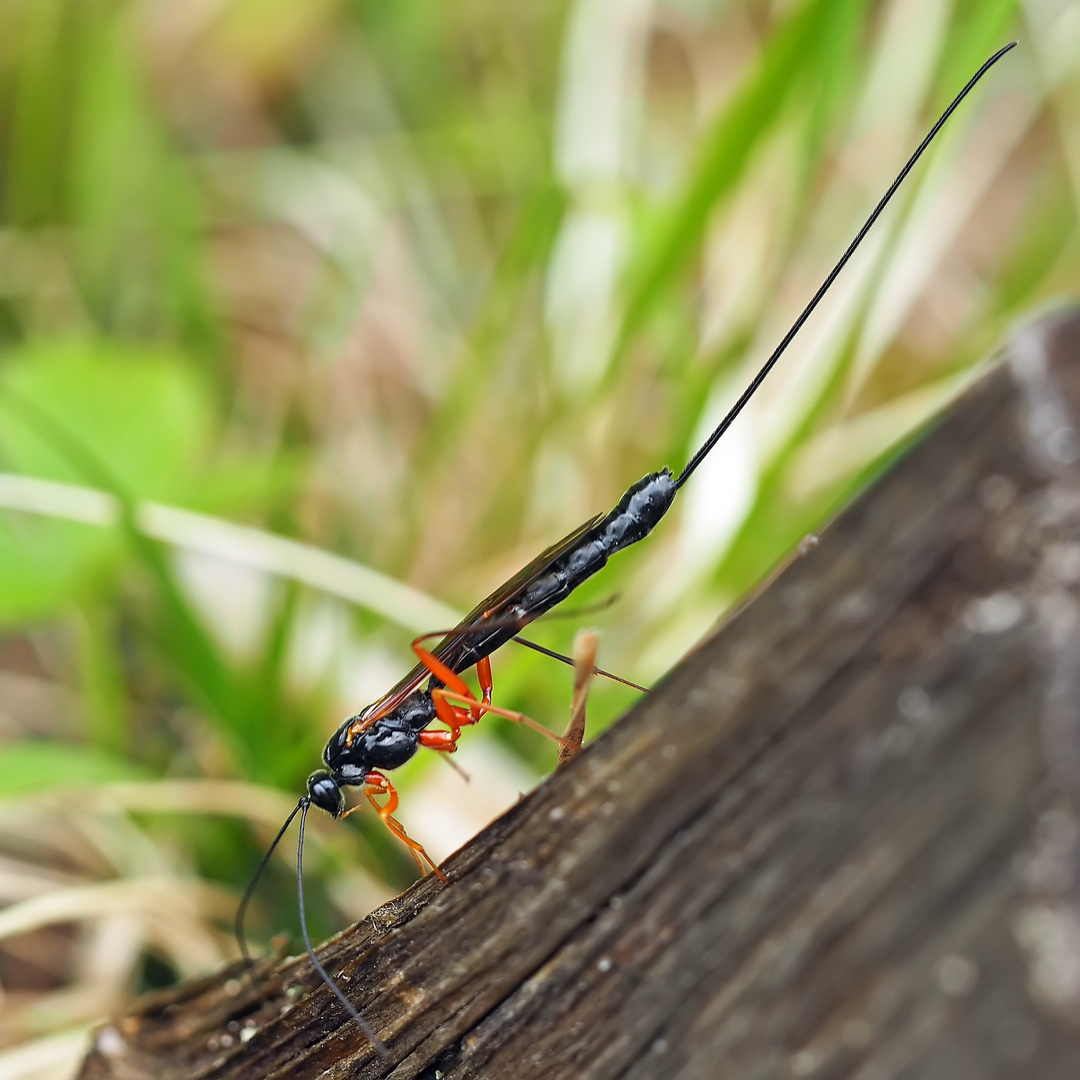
(236, 43, 1018, 1057)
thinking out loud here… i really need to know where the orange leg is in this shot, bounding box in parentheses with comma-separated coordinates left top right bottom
(411, 637, 492, 719)
(342, 769, 447, 883)
(436, 688, 574, 750)
(418, 729, 457, 751)
(477, 656, 493, 711)
(411, 636, 567, 750)
(412, 637, 480, 711)
(411, 637, 486, 741)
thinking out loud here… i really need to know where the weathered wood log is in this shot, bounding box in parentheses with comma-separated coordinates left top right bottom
(79, 310, 1080, 1079)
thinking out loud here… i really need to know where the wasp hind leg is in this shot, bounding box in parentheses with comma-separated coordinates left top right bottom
(411, 636, 570, 750)
(343, 769, 447, 883)
(411, 640, 488, 747)
(435, 687, 574, 750)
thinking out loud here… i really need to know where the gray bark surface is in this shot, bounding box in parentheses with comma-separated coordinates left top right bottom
(79, 310, 1080, 1079)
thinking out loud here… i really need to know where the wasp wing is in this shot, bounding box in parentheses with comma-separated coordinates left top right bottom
(440, 511, 605, 642)
(352, 511, 604, 732)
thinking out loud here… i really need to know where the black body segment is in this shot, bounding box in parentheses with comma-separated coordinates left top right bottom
(454, 469, 677, 672)
(321, 469, 678, 782)
(324, 692, 432, 781)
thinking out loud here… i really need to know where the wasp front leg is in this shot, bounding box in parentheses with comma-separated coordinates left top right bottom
(343, 769, 447, 882)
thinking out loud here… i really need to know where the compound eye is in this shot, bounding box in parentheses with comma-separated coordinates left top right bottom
(307, 770, 343, 816)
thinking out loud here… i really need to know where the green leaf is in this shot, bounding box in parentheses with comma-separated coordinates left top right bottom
(0, 339, 213, 500)
(0, 516, 116, 626)
(0, 740, 145, 800)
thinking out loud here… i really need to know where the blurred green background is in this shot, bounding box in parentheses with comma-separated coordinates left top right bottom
(0, 0, 1077, 1074)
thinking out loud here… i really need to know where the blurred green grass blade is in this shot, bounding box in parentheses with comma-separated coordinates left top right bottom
(0, 343, 241, 707)
(797, 0, 866, 195)
(0, 740, 145, 800)
(237, 581, 325, 786)
(1, 374, 332, 788)
(615, 0, 839, 352)
(5, 0, 67, 230)
(418, 181, 566, 508)
(934, 0, 1017, 108)
(0, 515, 115, 625)
(0, 470, 459, 634)
(990, 182, 1074, 313)
(111, 505, 248, 761)
(73, 604, 130, 756)
(69, 2, 218, 350)
(178, 451, 307, 518)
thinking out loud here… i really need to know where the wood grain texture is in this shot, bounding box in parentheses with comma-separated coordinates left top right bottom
(79, 310, 1080, 1080)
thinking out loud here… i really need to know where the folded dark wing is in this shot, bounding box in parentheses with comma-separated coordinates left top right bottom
(353, 512, 605, 731)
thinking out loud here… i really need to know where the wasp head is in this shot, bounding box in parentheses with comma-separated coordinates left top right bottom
(307, 770, 344, 817)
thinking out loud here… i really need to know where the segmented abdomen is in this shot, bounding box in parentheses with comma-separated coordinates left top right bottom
(456, 469, 677, 667)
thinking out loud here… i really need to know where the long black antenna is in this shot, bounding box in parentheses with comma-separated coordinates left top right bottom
(297, 800, 389, 1059)
(675, 41, 1017, 490)
(235, 797, 306, 967)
